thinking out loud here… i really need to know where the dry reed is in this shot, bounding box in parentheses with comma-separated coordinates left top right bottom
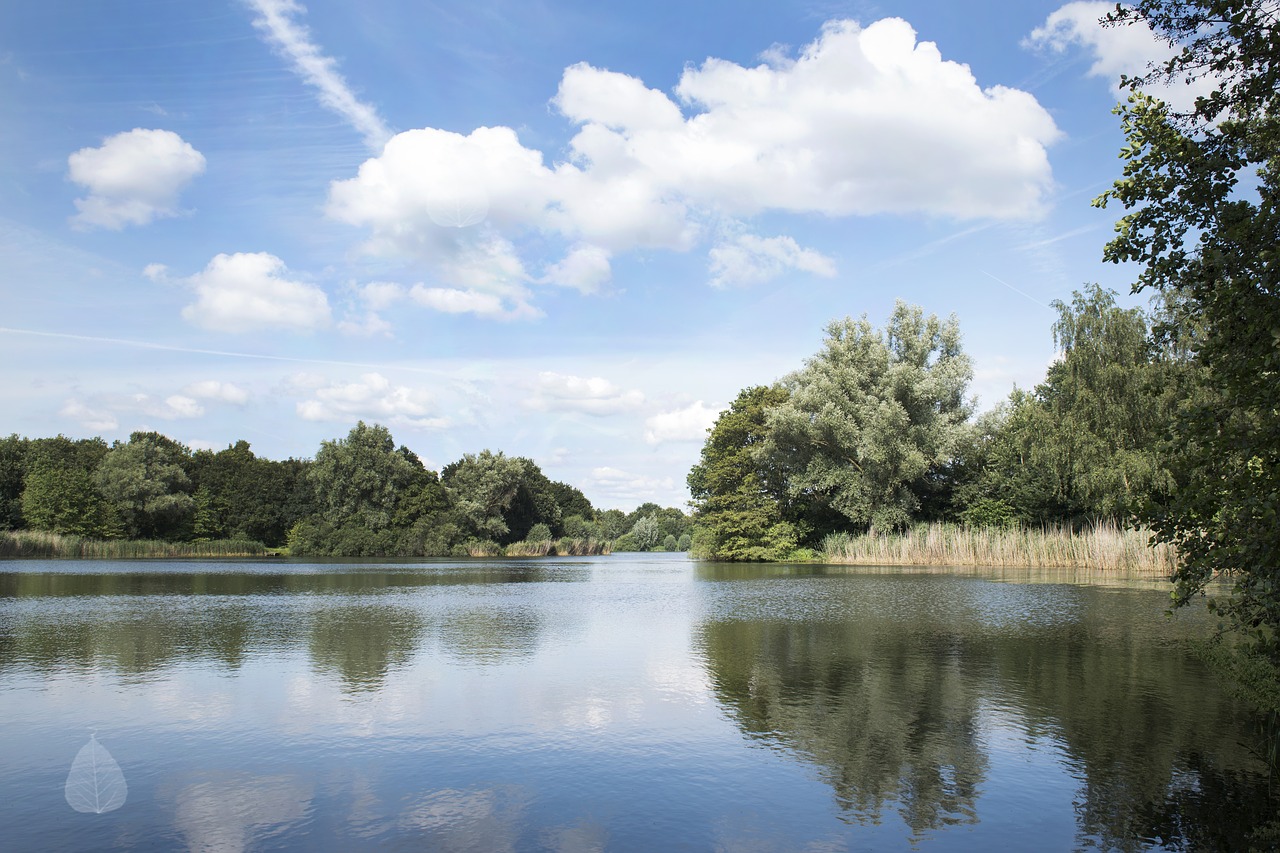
(0, 530, 269, 559)
(821, 521, 1175, 575)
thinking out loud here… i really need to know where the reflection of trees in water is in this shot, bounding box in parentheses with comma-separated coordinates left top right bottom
(985, 594, 1272, 851)
(436, 608, 542, 666)
(0, 606, 257, 675)
(700, 619, 986, 836)
(308, 604, 425, 691)
(698, 582, 1275, 849)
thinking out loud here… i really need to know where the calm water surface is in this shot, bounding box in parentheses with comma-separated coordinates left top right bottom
(0, 553, 1272, 851)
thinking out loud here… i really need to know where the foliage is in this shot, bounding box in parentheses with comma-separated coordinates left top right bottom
(21, 462, 120, 539)
(95, 432, 194, 540)
(305, 422, 421, 531)
(764, 302, 973, 534)
(1096, 0, 1280, 666)
(189, 441, 309, 546)
(527, 522, 553, 543)
(629, 516, 663, 551)
(0, 434, 27, 530)
(677, 533, 692, 551)
(661, 534, 678, 552)
(688, 385, 796, 561)
(955, 288, 1176, 524)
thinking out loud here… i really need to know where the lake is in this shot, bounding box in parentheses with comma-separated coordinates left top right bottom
(0, 552, 1272, 851)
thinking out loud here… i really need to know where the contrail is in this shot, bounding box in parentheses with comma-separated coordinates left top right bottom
(244, 0, 392, 151)
(0, 326, 449, 376)
(980, 271, 1053, 310)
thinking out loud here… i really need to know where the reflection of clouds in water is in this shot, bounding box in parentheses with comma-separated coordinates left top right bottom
(646, 659, 712, 705)
(173, 772, 311, 853)
(541, 819, 608, 853)
(713, 817, 848, 853)
(399, 785, 529, 852)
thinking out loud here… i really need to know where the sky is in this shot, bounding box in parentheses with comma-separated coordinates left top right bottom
(0, 0, 1196, 511)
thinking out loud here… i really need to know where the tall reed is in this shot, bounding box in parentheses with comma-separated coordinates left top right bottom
(821, 521, 1176, 574)
(0, 530, 269, 559)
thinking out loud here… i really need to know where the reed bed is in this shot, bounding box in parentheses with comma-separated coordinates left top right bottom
(821, 522, 1176, 575)
(503, 538, 610, 557)
(0, 530, 270, 559)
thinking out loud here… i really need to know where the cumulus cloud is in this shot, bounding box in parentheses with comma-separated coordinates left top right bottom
(296, 372, 448, 429)
(245, 0, 392, 150)
(60, 399, 118, 431)
(525, 372, 645, 416)
(136, 394, 205, 420)
(183, 380, 250, 405)
(644, 401, 722, 445)
(542, 245, 612, 294)
(325, 18, 1060, 317)
(708, 234, 836, 288)
(1025, 2, 1217, 112)
(180, 252, 331, 333)
(67, 129, 206, 230)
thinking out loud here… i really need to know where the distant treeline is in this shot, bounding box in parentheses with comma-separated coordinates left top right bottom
(0, 424, 691, 557)
(689, 286, 1192, 562)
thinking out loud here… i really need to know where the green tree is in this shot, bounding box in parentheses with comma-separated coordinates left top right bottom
(549, 480, 594, 521)
(95, 432, 194, 539)
(629, 515, 662, 551)
(764, 302, 973, 534)
(21, 461, 119, 538)
(1096, 1, 1280, 663)
(688, 385, 800, 560)
(306, 422, 421, 532)
(0, 434, 28, 530)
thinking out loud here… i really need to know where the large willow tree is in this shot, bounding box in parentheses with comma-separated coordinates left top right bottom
(763, 302, 973, 534)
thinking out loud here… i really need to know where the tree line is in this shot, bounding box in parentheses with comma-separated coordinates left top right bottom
(0, 423, 690, 557)
(687, 286, 1183, 560)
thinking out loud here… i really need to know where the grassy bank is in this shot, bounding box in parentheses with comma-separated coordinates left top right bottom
(821, 522, 1176, 574)
(0, 530, 270, 559)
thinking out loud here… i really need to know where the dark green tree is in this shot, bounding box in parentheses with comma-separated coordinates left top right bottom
(0, 434, 28, 530)
(688, 385, 800, 560)
(1096, 0, 1280, 663)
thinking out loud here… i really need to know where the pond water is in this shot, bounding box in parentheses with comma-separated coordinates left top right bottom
(0, 553, 1272, 851)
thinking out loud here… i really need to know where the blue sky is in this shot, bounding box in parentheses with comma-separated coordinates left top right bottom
(0, 0, 1193, 510)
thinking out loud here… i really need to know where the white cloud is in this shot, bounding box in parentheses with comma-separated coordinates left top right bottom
(542, 245, 612, 294)
(245, 0, 392, 150)
(525, 372, 645, 416)
(337, 311, 394, 337)
(325, 18, 1060, 316)
(67, 129, 205, 230)
(180, 252, 331, 333)
(183, 380, 250, 405)
(143, 394, 204, 419)
(143, 263, 169, 282)
(354, 281, 405, 311)
(1026, 2, 1217, 112)
(296, 372, 448, 429)
(584, 466, 677, 505)
(708, 234, 836, 288)
(408, 286, 507, 317)
(644, 400, 722, 445)
(59, 399, 118, 431)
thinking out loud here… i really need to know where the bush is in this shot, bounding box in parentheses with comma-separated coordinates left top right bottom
(527, 522, 553, 542)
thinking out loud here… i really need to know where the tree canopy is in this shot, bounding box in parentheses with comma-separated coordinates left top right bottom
(1096, 0, 1280, 662)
